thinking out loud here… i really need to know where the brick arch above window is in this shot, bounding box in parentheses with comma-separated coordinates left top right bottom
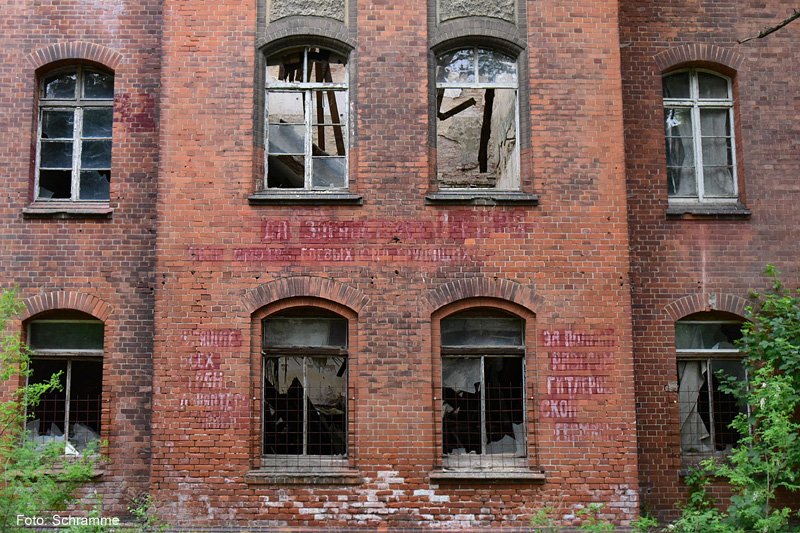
(258, 17, 355, 54)
(654, 44, 745, 74)
(424, 278, 543, 315)
(242, 277, 369, 315)
(664, 293, 750, 322)
(430, 20, 525, 58)
(20, 291, 113, 322)
(25, 42, 123, 72)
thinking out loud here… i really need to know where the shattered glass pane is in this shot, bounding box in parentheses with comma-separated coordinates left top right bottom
(28, 358, 68, 441)
(697, 72, 728, 99)
(441, 315, 523, 347)
(312, 125, 346, 157)
(28, 321, 104, 351)
(266, 47, 304, 83)
(311, 157, 346, 188)
(41, 110, 75, 139)
(662, 72, 690, 99)
(477, 49, 516, 84)
(43, 72, 77, 99)
(40, 141, 73, 168)
(484, 356, 524, 455)
(263, 357, 305, 454)
(306, 357, 346, 455)
(442, 359, 482, 455)
(81, 140, 112, 169)
(268, 124, 305, 155)
(263, 317, 347, 348)
(436, 48, 475, 84)
(268, 91, 304, 124)
(267, 155, 304, 188)
(79, 170, 111, 200)
(38, 170, 72, 199)
(308, 48, 347, 84)
(68, 360, 103, 451)
(675, 322, 742, 351)
(83, 71, 114, 99)
(83, 108, 113, 138)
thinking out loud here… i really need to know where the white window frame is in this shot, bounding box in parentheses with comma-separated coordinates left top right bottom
(35, 66, 114, 203)
(435, 47, 520, 190)
(663, 69, 738, 204)
(264, 46, 349, 191)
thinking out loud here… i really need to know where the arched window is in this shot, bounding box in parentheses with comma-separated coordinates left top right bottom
(435, 48, 519, 189)
(261, 308, 348, 458)
(265, 46, 349, 190)
(663, 69, 737, 203)
(440, 308, 525, 468)
(675, 313, 745, 465)
(26, 312, 104, 454)
(35, 66, 114, 202)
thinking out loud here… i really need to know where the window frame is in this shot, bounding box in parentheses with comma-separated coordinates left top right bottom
(675, 317, 747, 467)
(434, 47, 521, 191)
(259, 310, 350, 469)
(663, 68, 739, 204)
(34, 65, 114, 204)
(264, 46, 350, 192)
(438, 308, 528, 470)
(25, 318, 104, 454)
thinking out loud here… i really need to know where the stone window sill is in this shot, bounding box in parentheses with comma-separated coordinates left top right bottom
(425, 190, 539, 206)
(248, 190, 363, 205)
(245, 469, 363, 485)
(23, 202, 113, 219)
(429, 469, 546, 483)
(666, 202, 751, 220)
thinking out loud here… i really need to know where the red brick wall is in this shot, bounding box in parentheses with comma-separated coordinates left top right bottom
(0, 0, 161, 513)
(620, 0, 800, 520)
(148, 0, 639, 528)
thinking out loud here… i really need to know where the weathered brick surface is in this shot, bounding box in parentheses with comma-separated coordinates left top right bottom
(620, 0, 800, 521)
(0, 0, 161, 514)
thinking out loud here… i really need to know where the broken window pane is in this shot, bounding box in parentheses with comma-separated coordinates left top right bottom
(441, 309, 525, 460)
(37, 67, 114, 202)
(264, 356, 306, 455)
(68, 360, 103, 451)
(41, 110, 75, 139)
(42, 72, 77, 99)
(40, 141, 73, 169)
(664, 107, 696, 197)
(436, 48, 518, 190)
(81, 140, 112, 169)
(265, 47, 349, 190)
(79, 170, 111, 200)
(83, 71, 114, 99)
(82, 108, 113, 138)
(38, 170, 72, 199)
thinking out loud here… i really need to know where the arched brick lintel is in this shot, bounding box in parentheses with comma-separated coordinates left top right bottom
(424, 278, 543, 315)
(25, 42, 124, 72)
(242, 277, 369, 315)
(21, 291, 113, 322)
(664, 293, 750, 322)
(654, 44, 746, 73)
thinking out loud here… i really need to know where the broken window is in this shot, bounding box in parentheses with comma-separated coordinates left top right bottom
(436, 48, 519, 189)
(676, 317, 746, 466)
(26, 316, 104, 454)
(265, 46, 348, 190)
(262, 310, 347, 457)
(663, 69, 738, 203)
(36, 66, 114, 202)
(441, 310, 525, 467)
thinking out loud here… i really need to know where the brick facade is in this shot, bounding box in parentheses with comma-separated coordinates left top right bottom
(1, 0, 797, 529)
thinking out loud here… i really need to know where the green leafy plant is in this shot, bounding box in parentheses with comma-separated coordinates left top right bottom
(672, 266, 800, 532)
(576, 503, 616, 533)
(530, 505, 560, 533)
(0, 288, 101, 533)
